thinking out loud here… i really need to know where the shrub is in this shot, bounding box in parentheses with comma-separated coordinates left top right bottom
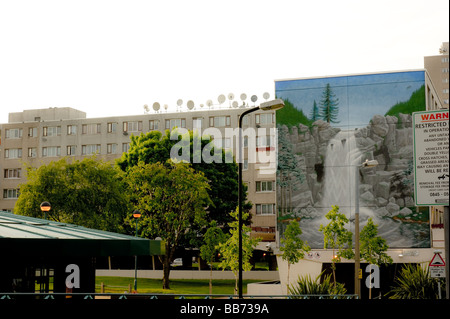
(288, 271, 347, 299)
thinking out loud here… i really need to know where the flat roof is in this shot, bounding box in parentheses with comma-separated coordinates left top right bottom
(0, 212, 164, 257)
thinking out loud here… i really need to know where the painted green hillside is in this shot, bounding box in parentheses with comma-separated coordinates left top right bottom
(385, 84, 425, 116)
(276, 98, 311, 127)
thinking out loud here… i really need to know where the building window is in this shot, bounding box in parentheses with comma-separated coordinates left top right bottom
(4, 148, 22, 159)
(107, 143, 117, 154)
(42, 146, 61, 157)
(122, 143, 130, 153)
(214, 138, 231, 149)
(28, 147, 37, 158)
(81, 144, 101, 155)
(256, 135, 273, 148)
(66, 145, 76, 156)
(82, 123, 101, 134)
(3, 189, 20, 199)
(28, 127, 37, 137)
(165, 119, 186, 130)
(209, 116, 230, 127)
(123, 121, 142, 133)
(43, 126, 61, 137)
(5, 128, 23, 139)
(255, 113, 274, 125)
(4, 168, 22, 179)
(243, 159, 248, 170)
(255, 204, 276, 215)
(67, 125, 77, 135)
(149, 120, 159, 131)
(256, 181, 274, 192)
(193, 118, 202, 129)
(107, 122, 117, 133)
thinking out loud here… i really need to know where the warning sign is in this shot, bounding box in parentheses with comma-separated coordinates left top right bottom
(413, 110, 449, 206)
(429, 252, 446, 278)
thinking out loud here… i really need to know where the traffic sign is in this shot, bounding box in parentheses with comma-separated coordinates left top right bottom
(412, 109, 449, 206)
(429, 252, 446, 278)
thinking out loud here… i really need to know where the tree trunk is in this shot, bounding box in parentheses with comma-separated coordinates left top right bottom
(209, 259, 213, 295)
(162, 258, 171, 289)
(287, 262, 290, 294)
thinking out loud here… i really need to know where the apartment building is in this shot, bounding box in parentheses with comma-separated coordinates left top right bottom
(424, 41, 449, 107)
(0, 105, 278, 247)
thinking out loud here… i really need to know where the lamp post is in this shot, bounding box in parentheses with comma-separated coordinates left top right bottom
(237, 99, 284, 299)
(354, 159, 378, 298)
(133, 210, 141, 292)
(40, 201, 51, 220)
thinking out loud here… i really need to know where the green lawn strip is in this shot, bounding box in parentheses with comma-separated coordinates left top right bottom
(95, 276, 260, 295)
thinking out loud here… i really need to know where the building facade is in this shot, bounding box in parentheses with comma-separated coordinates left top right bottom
(0, 105, 278, 248)
(424, 42, 449, 107)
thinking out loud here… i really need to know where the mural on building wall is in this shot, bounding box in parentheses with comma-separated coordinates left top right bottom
(275, 71, 430, 248)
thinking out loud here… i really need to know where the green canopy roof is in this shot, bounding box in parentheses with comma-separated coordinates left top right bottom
(0, 211, 164, 257)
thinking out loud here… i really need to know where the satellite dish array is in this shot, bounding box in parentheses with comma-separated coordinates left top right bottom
(145, 92, 271, 113)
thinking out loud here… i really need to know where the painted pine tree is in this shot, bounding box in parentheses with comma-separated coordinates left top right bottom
(320, 83, 340, 123)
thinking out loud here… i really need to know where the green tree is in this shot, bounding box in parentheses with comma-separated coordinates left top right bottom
(288, 271, 347, 298)
(309, 100, 320, 122)
(117, 129, 250, 229)
(319, 83, 340, 124)
(200, 221, 226, 295)
(15, 156, 129, 233)
(124, 160, 211, 289)
(319, 205, 354, 288)
(280, 220, 310, 290)
(217, 208, 260, 295)
(360, 217, 393, 298)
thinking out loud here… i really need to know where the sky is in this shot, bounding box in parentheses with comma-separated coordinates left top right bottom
(0, 0, 448, 124)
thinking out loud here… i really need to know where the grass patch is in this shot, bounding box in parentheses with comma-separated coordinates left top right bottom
(95, 276, 260, 295)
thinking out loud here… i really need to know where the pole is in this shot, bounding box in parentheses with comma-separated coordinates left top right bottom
(238, 106, 259, 299)
(134, 217, 138, 292)
(444, 205, 449, 299)
(354, 165, 361, 298)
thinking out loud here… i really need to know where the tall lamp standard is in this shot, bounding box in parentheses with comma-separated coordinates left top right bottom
(237, 99, 285, 299)
(40, 201, 51, 220)
(133, 210, 141, 292)
(354, 159, 378, 298)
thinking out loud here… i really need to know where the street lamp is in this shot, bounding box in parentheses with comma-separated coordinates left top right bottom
(133, 210, 141, 292)
(40, 201, 51, 220)
(237, 99, 285, 299)
(354, 159, 378, 298)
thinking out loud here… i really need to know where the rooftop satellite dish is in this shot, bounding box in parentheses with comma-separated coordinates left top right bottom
(187, 100, 194, 110)
(232, 101, 238, 108)
(144, 104, 149, 113)
(152, 102, 160, 112)
(251, 95, 258, 103)
(206, 99, 213, 108)
(200, 103, 204, 108)
(177, 99, 183, 106)
(240, 93, 247, 101)
(164, 104, 168, 111)
(263, 92, 270, 100)
(218, 94, 226, 105)
(228, 93, 235, 101)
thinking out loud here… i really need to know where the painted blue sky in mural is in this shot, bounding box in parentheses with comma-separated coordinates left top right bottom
(275, 70, 425, 129)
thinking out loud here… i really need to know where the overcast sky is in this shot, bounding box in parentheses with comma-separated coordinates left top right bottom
(0, 0, 448, 124)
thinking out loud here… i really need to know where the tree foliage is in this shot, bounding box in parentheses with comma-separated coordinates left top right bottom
(124, 160, 211, 289)
(289, 271, 347, 298)
(319, 205, 354, 284)
(15, 156, 130, 233)
(319, 83, 340, 124)
(360, 217, 393, 266)
(280, 220, 310, 288)
(217, 208, 260, 295)
(117, 129, 250, 228)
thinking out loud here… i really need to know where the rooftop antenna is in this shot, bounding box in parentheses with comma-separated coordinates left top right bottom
(251, 94, 258, 106)
(240, 93, 247, 107)
(206, 99, 213, 109)
(177, 99, 183, 112)
(263, 92, 270, 101)
(164, 104, 168, 112)
(218, 94, 226, 108)
(228, 93, 235, 107)
(187, 100, 194, 110)
(144, 104, 150, 114)
(152, 102, 160, 113)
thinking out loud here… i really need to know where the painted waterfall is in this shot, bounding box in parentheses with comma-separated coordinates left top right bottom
(275, 71, 430, 248)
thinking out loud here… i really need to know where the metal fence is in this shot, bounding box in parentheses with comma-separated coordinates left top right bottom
(0, 292, 358, 300)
